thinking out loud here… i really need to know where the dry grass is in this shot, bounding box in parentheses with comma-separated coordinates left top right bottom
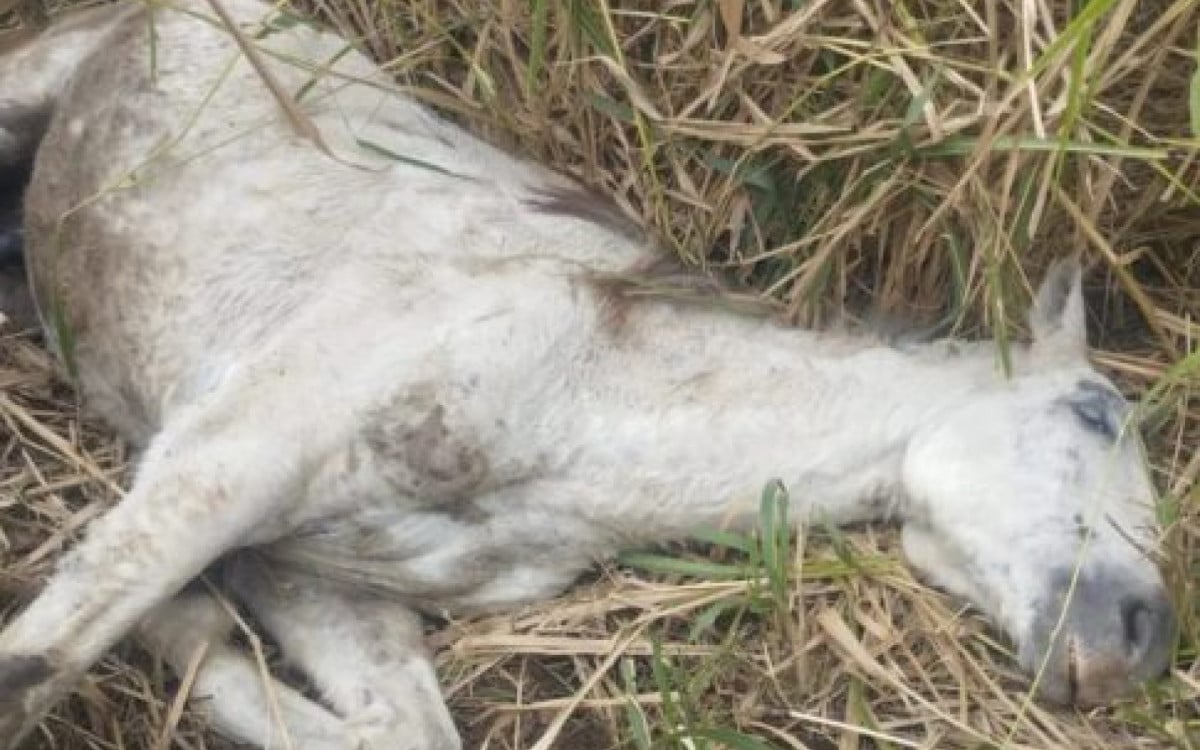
(2, 0, 1199, 748)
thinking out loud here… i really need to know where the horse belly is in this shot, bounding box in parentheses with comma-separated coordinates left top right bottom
(261, 483, 614, 616)
(246, 272, 618, 612)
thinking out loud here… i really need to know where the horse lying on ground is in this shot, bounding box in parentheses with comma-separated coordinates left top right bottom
(0, 1, 1176, 747)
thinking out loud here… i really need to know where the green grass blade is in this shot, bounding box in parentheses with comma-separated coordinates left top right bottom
(353, 138, 472, 179)
(620, 659, 654, 750)
(526, 0, 549, 94)
(918, 135, 1169, 160)
(618, 551, 751, 580)
(687, 597, 750, 642)
(688, 727, 779, 750)
(1190, 35, 1200, 138)
(689, 527, 757, 554)
(1022, 0, 1118, 82)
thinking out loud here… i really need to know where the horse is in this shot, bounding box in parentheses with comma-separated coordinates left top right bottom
(0, 1, 1176, 747)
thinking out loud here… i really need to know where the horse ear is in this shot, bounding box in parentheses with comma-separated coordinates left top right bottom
(1029, 256, 1087, 364)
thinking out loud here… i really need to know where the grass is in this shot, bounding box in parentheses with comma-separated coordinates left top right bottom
(0, 0, 1199, 748)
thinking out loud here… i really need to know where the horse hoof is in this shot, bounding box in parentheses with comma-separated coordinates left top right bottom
(0, 654, 54, 749)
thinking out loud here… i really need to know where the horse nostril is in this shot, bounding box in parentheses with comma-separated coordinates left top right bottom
(1119, 595, 1169, 659)
(1120, 599, 1147, 655)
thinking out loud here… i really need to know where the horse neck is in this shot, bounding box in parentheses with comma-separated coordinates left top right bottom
(575, 302, 1014, 538)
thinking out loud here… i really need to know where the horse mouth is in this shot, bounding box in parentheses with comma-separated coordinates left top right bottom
(1027, 567, 1175, 706)
(1065, 636, 1080, 704)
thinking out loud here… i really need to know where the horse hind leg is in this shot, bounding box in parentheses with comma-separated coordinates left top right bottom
(0, 47, 62, 181)
(0, 225, 35, 331)
(0, 4, 137, 95)
(0, 6, 132, 331)
(0, 3, 141, 180)
(226, 556, 463, 750)
(0, 116, 37, 330)
(0, 270, 35, 330)
(0, 67, 49, 330)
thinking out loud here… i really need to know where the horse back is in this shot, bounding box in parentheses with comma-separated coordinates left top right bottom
(14, 0, 647, 441)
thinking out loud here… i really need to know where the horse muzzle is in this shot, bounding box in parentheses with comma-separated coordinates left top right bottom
(1025, 566, 1175, 705)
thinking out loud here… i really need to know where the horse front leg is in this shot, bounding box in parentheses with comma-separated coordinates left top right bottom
(0, 394, 313, 748)
(138, 590, 357, 749)
(226, 557, 463, 750)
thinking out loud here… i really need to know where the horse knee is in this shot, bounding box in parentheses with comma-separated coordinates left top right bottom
(137, 591, 236, 670)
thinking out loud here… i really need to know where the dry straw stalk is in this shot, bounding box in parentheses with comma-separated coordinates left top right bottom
(1, 0, 1198, 748)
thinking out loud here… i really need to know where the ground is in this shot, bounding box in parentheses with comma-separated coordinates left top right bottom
(0, 0, 1198, 748)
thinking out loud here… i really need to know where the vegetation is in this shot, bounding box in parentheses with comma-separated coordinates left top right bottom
(1, 0, 1197, 747)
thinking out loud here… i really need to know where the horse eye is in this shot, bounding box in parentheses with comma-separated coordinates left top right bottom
(1069, 398, 1116, 440)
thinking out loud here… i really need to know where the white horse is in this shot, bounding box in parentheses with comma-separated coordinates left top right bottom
(0, 1, 1175, 748)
